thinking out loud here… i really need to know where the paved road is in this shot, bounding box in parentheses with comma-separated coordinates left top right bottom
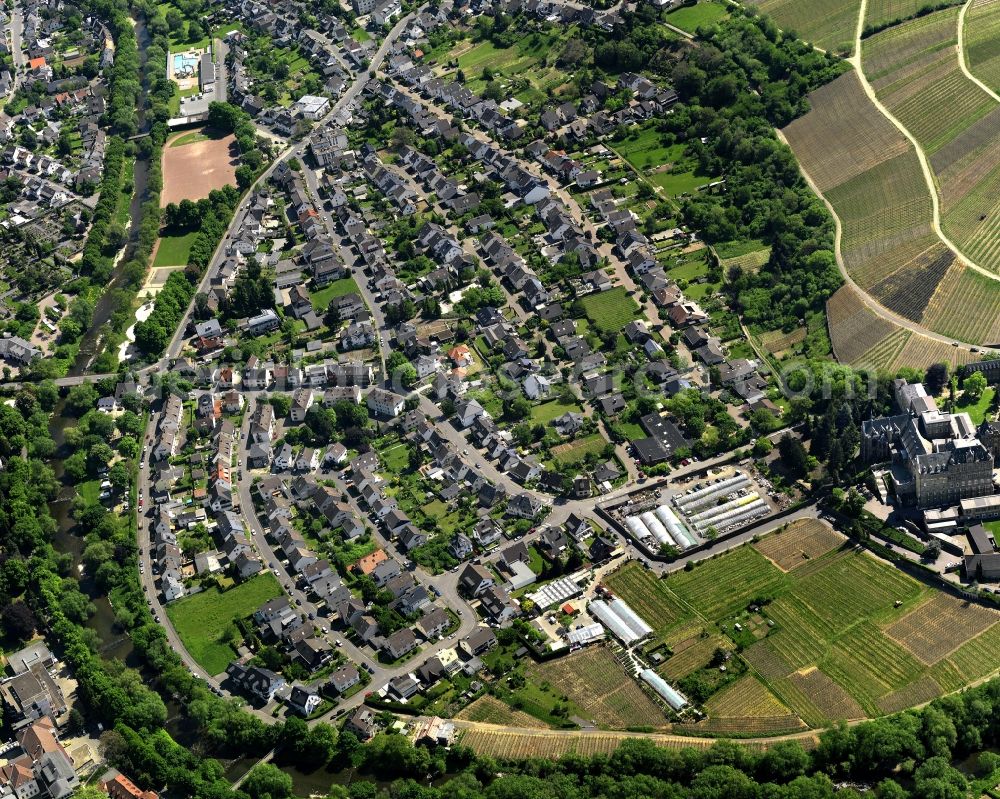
(164, 10, 420, 361)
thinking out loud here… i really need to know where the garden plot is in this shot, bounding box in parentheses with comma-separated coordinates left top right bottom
(884, 592, 999, 665)
(752, 519, 845, 572)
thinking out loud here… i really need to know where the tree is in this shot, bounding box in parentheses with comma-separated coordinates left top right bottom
(964, 370, 988, 402)
(108, 461, 130, 491)
(66, 383, 99, 416)
(2, 601, 37, 641)
(241, 764, 293, 799)
(777, 434, 810, 478)
(925, 362, 949, 395)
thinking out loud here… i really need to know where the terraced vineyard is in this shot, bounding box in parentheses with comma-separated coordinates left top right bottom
(752, 519, 845, 571)
(826, 283, 982, 367)
(746, 0, 860, 53)
(920, 263, 1000, 344)
(863, 8, 994, 154)
(782, 72, 938, 296)
(825, 284, 907, 365)
(864, 0, 962, 30)
(862, 6, 1000, 276)
(964, 0, 1000, 90)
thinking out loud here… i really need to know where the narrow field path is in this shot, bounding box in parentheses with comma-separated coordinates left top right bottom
(848, 0, 1000, 284)
(957, 0, 1000, 103)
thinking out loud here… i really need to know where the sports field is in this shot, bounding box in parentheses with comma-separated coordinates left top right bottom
(605, 526, 1000, 730)
(166, 573, 282, 676)
(161, 129, 238, 206)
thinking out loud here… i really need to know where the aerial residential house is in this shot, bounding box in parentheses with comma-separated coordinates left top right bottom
(288, 684, 322, 716)
(225, 662, 286, 702)
(345, 707, 377, 740)
(383, 628, 418, 660)
(459, 564, 495, 597)
(0, 717, 79, 799)
(460, 626, 498, 658)
(290, 388, 314, 422)
(328, 665, 360, 695)
(367, 388, 405, 418)
(102, 772, 160, 799)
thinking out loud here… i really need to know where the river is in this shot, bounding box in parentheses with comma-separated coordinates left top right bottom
(70, 18, 152, 376)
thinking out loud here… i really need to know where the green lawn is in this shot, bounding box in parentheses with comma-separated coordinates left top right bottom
(382, 443, 411, 472)
(310, 277, 361, 311)
(351, 26, 371, 42)
(530, 398, 583, 424)
(613, 129, 679, 172)
(957, 387, 995, 425)
(166, 573, 282, 676)
(579, 287, 641, 334)
(153, 231, 199, 267)
(170, 129, 210, 148)
(78, 479, 101, 503)
(549, 432, 609, 466)
(665, 1, 729, 33)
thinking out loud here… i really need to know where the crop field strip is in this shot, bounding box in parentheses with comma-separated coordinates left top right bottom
(782, 72, 936, 293)
(658, 634, 727, 680)
(864, 0, 963, 29)
(457, 725, 819, 758)
(862, 6, 1000, 276)
(746, 0, 861, 53)
(526, 647, 670, 729)
(456, 696, 549, 728)
(776, 669, 866, 727)
(884, 592, 1000, 664)
(821, 621, 926, 713)
(752, 519, 845, 572)
(965, 0, 1000, 91)
(876, 675, 944, 714)
(664, 546, 789, 621)
(863, 7, 995, 155)
(703, 676, 799, 719)
(929, 620, 1000, 691)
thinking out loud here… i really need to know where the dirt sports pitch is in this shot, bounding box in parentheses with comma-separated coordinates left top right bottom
(161, 129, 238, 206)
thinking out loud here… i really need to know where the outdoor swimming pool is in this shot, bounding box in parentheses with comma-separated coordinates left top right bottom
(172, 53, 198, 74)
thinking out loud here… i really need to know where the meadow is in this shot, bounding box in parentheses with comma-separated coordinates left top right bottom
(166, 573, 282, 676)
(152, 231, 199, 268)
(664, 1, 729, 33)
(578, 287, 641, 334)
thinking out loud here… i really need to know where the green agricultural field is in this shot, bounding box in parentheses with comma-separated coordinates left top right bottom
(153, 231, 199, 267)
(965, 0, 1000, 92)
(746, 0, 860, 54)
(665, 1, 729, 33)
(579, 287, 641, 333)
(166, 573, 282, 676)
(606, 530, 1000, 732)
